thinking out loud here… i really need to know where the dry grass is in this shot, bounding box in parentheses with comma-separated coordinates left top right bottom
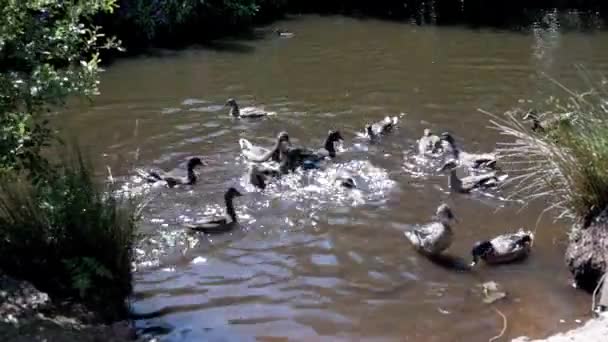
(482, 70, 608, 222)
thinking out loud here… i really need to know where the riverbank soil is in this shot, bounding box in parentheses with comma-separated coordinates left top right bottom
(566, 210, 608, 292)
(0, 272, 135, 342)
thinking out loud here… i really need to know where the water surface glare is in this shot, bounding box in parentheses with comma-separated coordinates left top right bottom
(60, 15, 608, 341)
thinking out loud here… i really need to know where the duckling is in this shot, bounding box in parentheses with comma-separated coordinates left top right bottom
(448, 168, 504, 194)
(135, 157, 204, 188)
(186, 188, 243, 234)
(470, 230, 534, 266)
(248, 164, 279, 190)
(239, 131, 290, 163)
(274, 28, 294, 38)
(418, 128, 442, 155)
(226, 98, 274, 118)
(363, 116, 399, 139)
(439, 132, 498, 170)
(404, 204, 456, 255)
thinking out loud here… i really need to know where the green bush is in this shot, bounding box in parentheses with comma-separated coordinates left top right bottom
(0, 0, 119, 175)
(486, 74, 608, 222)
(0, 146, 138, 321)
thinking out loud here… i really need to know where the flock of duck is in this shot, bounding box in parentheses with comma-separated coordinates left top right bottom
(136, 98, 535, 269)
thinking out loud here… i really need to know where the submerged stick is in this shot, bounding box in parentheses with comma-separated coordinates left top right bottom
(489, 308, 507, 342)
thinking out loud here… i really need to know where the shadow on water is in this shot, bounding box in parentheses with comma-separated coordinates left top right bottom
(426, 253, 473, 272)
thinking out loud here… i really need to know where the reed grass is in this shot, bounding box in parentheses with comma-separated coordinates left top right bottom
(483, 70, 608, 223)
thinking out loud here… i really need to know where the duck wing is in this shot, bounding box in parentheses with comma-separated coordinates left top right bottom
(239, 138, 276, 162)
(239, 107, 274, 118)
(460, 172, 498, 190)
(135, 167, 190, 187)
(371, 116, 398, 135)
(405, 222, 451, 254)
(135, 168, 166, 183)
(186, 217, 233, 234)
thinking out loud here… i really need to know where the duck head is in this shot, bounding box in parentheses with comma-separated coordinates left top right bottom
(277, 131, 290, 143)
(187, 157, 205, 169)
(365, 124, 374, 137)
(423, 128, 432, 137)
(470, 240, 494, 267)
(225, 187, 243, 199)
(225, 98, 237, 107)
(225, 98, 240, 117)
(328, 130, 344, 143)
(440, 132, 455, 145)
(436, 203, 457, 224)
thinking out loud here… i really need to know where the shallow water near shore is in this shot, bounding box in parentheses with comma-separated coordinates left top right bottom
(59, 14, 608, 341)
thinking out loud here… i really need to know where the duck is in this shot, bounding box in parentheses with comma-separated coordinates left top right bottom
(186, 188, 243, 234)
(303, 130, 344, 159)
(418, 128, 442, 155)
(135, 157, 204, 188)
(448, 168, 505, 194)
(363, 116, 399, 139)
(404, 204, 456, 255)
(470, 229, 534, 266)
(226, 98, 274, 118)
(522, 109, 572, 133)
(248, 164, 279, 190)
(239, 131, 290, 163)
(439, 132, 498, 170)
(274, 28, 294, 38)
(277, 130, 345, 173)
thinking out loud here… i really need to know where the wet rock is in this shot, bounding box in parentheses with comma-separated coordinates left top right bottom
(0, 271, 137, 341)
(565, 209, 608, 292)
(480, 281, 507, 304)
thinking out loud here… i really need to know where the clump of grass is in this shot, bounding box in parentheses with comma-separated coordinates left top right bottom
(483, 71, 608, 223)
(0, 145, 139, 321)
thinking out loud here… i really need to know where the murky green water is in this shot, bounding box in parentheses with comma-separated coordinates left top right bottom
(60, 14, 608, 341)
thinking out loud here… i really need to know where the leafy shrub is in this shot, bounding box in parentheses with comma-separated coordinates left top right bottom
(0, 0, 119, 175)
(0, 146, 138, 321)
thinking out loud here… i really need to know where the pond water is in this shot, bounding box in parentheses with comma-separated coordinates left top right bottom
(61, 14, 608, 341)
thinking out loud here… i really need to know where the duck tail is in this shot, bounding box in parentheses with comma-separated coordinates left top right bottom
(239, 138, 252, 150)
(134, 168, 161, 182)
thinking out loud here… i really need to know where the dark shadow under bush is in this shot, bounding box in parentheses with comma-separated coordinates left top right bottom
(0, 146, 138, 322)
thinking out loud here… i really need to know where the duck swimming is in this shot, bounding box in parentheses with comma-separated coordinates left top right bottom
(418, 128, 442, 155)
(135, 157, 204, 188)
(226, 98, 274, 118)
(404, 204, 456, 256)
(448, 168, 505, 194)
(186, 187, 243, 234)
(522, 109, 572, 133)
(274, 28, 294, 38)
(363, 116, 399, 139)
(276, 130, 344, 173)
(302, 130, 344, 160)
(239, 131, 290, 163)
(471, 229, 534, 266)
(439, 132, 498, 171)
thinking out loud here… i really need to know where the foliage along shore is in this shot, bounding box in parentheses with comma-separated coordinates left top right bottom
(100, 0, 608, 53)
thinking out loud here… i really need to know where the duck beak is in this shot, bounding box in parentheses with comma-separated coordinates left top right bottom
(469, 260, 478, 267)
